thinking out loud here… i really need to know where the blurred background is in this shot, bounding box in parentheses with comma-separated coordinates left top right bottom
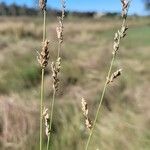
(0, 0, 150, 150)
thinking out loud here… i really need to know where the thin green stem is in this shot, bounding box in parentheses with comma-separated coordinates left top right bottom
(40, 9, 47, 150)
(47, 1, 65, 148)
(57, 42, 61, 59)
(40, 68, 45, 150)
(85, 54, 116, 150)
(46, 135, 50, 150)
(43, 10, 46, 42)
(47, 89, 56, 149)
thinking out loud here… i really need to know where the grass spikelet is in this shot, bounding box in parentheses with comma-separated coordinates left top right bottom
(107, 69, 122, 84)
(37, 40, 50, 68)
(56, 17, 63, 44)
(81, 98, 92, 130)
(39, 0, 47, 11)
(47, 1, 65, 149)
(51, 57, 61, 91)
(38, 0, 48, 150)
(43, 107, 50, 138)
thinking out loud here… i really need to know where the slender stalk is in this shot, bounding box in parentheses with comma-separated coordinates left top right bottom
(85, 54, 115, 150)
(47, 89, 56, 149)
(57, 42, 61, 59)
(47, 1, 65, 149)
(40, 9, 47, 150)
(47, 44, 60, 150)
(43, 10, 46, 42)
(46, 135, 50, 150)
(85, 0, 130, 148)
(40, 68, 45, 150)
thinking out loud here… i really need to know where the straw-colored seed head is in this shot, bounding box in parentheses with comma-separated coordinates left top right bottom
(61, 0, 66, 19)
(37, 40, 50, 68)
(56, 17, 64, 44)
(43, 107, 50, 137)
(121, 0, 129, 18)
(112, 25, 128, 55)
(107, 69, 122, 84)
(51, 57, 61, 91)
(81, 98, 92, 130)
(81, 98, 88, 116)
(85, 118, 92, 130)
(39, 0, 47, 11)
(120, 25, 128, 38)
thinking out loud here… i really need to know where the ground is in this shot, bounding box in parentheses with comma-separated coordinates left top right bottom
(0, 16, 150, 150)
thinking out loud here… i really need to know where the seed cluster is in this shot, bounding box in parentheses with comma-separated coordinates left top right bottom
(113, 25, 128, 55)
(113, 0, 129, 55)
(121, 0, 129, 18)
(81, 98, 92, 130)
(43, 108, 50, 137)
(51, 57, 61, 91)
(56, 17, 64, 44)
(107, 69, 122, 84)
(56, 0, 65, 44)
(39, 0, 47, 11)
(37, 40, 50, 68)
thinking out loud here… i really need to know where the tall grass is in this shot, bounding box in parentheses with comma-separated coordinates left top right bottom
(47, 1, 65, 149)
(84, 1, 131, 150)
(38, 1, 49, 150)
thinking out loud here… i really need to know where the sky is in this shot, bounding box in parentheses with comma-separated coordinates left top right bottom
(0, 0, 148, 15)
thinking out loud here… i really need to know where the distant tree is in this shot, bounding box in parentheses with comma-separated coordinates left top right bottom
(144, 0, 150, 10)
(9, 3, 18, 16)
(0, 2, 7, 15)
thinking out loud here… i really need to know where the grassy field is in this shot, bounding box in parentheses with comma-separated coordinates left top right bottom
(0, 16, 150, 150)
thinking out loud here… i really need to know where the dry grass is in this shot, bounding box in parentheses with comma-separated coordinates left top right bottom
(0, 13, 150, 150)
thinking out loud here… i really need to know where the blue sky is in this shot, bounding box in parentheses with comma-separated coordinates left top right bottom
(1, 0, 148, 15)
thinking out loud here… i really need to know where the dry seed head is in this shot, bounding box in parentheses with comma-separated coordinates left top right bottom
(37, 40, 50, 68)
(39, 0, 47, 11)
(107, 69, 122, 84)
(61, 0, 66, 19)
(113, 31, 120, 55)
(112, 25, 128, 55)
(51, 57, 61, 91)
(81, 98, 88, 116)
(56, 0, 65, 44)
(85, 118, 92, 130)
(43, 107, 50, 137)
(81, 98, 92, 130)
(121, 0, 129, 18)
(120, 25, 128, 38)
(56, 17, 64, 44)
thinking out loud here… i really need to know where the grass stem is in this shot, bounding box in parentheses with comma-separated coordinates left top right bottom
(40, 9, 47, 150)
(40, 68, 45, 150)
(47, 89, 56, 149)
(85, 54, 115, 150)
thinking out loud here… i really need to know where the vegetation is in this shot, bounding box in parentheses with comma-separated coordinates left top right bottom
(0, 1, 150, 150)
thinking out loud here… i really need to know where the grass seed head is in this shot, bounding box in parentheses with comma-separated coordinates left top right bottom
(43, 107, 50, 137)
(107, 69, 122, 84)
(51, 57, 61, 91)
(121, 0, 129, 18)
(81, 98, 92, 130)
(39, 0, 47, 11)
(56, 17, 64, 44)
(37, 39, 50, 68)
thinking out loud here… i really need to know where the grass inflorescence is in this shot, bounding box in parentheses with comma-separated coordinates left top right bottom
(84, 1, 131, 150)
